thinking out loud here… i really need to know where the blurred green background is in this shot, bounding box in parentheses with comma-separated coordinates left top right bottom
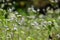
(0, 0, 60, 40)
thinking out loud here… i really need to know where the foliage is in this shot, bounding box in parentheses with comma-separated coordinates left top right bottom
(0, 8, 60, 40)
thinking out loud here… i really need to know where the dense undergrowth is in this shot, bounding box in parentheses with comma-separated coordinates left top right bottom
(0, 8, 60, 40)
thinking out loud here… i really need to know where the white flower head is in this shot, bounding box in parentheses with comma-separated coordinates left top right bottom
(55, 9, 60, 14)
(31, 5, 37, 13)
(8, 8, 12, 12)
(37, 8, 40, 12)
(9, 13, 16, 18)
(56, 34, 60, 38)
(29, 15, 35, 19)
(39, 14, 44, 18)
(47, 9, 54, 14)
(14, 11, 18, 14)
(14, 27, 17, 30)
(27, 7, 32, 12)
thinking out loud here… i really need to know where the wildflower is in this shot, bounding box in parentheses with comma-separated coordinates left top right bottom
(8, 13, 16, 20)
(56, 34, 60, 38)
(34, 21, 39, 26)
(6, 27, 10, 31)
(17, 15, 22, 17)
(27, 7, 32, 12)
(47, 9, 54, 14)
(31, 5, 37, 13)
(41, 21, 47, 25)
(11, 6, 15, 11)
(8, 8, 12, 12)
(32, 8, 36, 13)
(31, 21, 39, 26)
(37, 8, 40, 12)
(31, 21, 40, 29)
(14, 11, 18, 15)
(13, 27, 17, 30)
(8, 3, 12, 5)
(29, 15, 35, 19)
(47, 7, 50, 11)
(13, 24, 17, 27)
(55, 9, 60, 14)
(39, 14, 44, 18)
(20, 17, 25, 23)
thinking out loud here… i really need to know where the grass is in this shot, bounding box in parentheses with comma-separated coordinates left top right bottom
(0, 8, 60, 40)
